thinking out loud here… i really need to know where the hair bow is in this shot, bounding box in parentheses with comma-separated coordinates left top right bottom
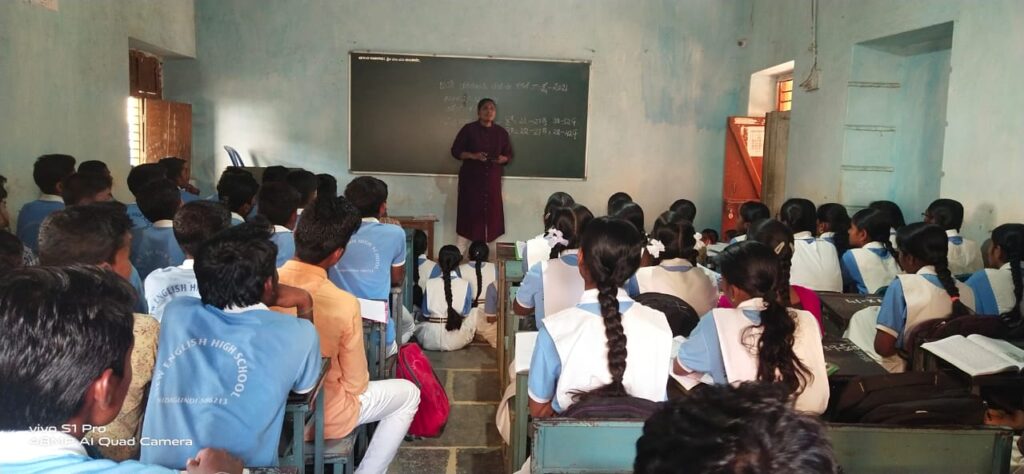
(773, 241, 794, 255)
(646, 239, 666, 259)
(693, 232, 706, 251)
(544, 228, 569, 249)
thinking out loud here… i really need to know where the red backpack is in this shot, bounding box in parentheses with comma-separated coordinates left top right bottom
(395, 343, 450, 437)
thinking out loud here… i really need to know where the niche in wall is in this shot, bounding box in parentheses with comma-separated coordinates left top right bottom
(840, 22, 953, 220)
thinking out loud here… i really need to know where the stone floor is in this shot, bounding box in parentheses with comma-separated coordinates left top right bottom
(389, 342, 503, 473)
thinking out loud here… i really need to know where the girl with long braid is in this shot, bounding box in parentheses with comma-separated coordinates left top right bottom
(967, 224, 1024, 318)
(460, 241, 500, 347)
(635, 211, 717, 316)
(415, 245, 477, 351)
(521, 192, 575, 273)
(842, 208, 902, 294)
(528, 217, 673, 417)
(412, 230, 436, 309)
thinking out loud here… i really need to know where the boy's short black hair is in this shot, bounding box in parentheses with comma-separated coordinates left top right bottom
(61, 172, 113, 205)
(137, 179, 181, 222)
(344, 176, 388, 218)
(0, 266, 135, 430)
(159, 157, 188, 182)
(195, 224, 277, 309)
(287, 170, 318, 206)
(262, 165, 289, 183)
(174, 201, 232, 257)
(33, 154, 77, 195)
(258, 182, 301, 226)
(77, 160, 111, 177)
(634, 383, 837, 474)
(294, 196, 361, 264)
(126, 163, 169, 197)
(216, 169, 259, 214)
(317, 173, 337, 200)
(38, 202, 132, 267)
(0, 231, 25, 276)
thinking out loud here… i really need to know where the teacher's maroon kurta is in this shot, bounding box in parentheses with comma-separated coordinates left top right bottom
(450, 121, 514, 242)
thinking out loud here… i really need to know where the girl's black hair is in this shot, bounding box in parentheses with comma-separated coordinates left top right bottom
(869, 200, 907, 229)
(748, 220, 795, 309)
(412, 230, 428, 307)
(816, 203, 851, 256)
(717, 241, 811, 397)
(613, 202, 645, 234)
(896, 223, 972, 317)
(574, 217, 645, 401)
(779, 198, 817, 234)
(437, 245, 465, 331)
(992, 224, 1024, 322)
(650, 211, 698, 265)
(477, 98, 496, 111)
(701, 228, 719, 244)
(543, 192, 575, 228)
(739, 201, 770, 224)
(468, 241, 489, 308)
(633, 292, 699, 337)
(547, 204, 594, 259)
(669, 199, 697, 222)
(607, 192, 633, 215)
(851, 208, 897, 260)
(925, 198, 965, 232)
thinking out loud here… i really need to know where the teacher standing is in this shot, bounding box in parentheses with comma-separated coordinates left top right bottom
(450, 98, 513, 252)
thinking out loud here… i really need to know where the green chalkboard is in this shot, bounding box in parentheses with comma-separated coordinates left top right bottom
(349, 52, 590, 179)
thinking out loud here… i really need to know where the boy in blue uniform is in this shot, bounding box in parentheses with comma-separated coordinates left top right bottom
(132, 179, 185, 279)
(257, 181, 299, 267)
(286, 169, 318, 219)
(0, 265, 243, 474)
(216, 168, 259, 225)
(16, 153, 76, 252)
(330, 176, 407, 354)
(125, 163, 168, 230)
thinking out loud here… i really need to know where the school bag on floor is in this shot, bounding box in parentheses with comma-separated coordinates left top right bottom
(395, 343, 450, 437)
(833, 371, 984, 426)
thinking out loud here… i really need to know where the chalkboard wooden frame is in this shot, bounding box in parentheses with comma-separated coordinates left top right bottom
(347, 51, 592, 180)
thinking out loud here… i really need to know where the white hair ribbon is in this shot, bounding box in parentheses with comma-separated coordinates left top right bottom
(544, 227, 569, 249)
(693, 232, 706, 251)
(646, 238, 666, 259)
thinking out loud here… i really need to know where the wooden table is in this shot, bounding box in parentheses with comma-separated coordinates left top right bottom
(280, 357, 331, 474)
(823, 336, 887, 380)
(818, 292, 884, 338)
(391, 216, 438, 258)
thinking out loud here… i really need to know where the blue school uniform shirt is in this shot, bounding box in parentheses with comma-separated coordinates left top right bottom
(270, 225, 295, 268)
(875, 274, 941, 348)
(677, 308, 760, 385)
(966, 263, 1017, 316)
(329, 218, 407, 345)
(141, 297, 321, 468)
(15, 194, 64, 252)
(0, 431, 176, 473)
(125, 202, 151, 229)
(131, 220, 186, 280)
(129, 264, 149, 314)
(144, 259, 198, 322)
(840, 244, 894, 294)
(516, 252, 638, 324)
(229, 211, 245, 226)
(179, 188, 200, 203)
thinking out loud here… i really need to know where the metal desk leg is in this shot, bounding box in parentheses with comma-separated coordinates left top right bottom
(496, 260, 508, 392)
(292, 408, 304, 470)
(511, 372, 529, 473)
(314, 388, 325, 474)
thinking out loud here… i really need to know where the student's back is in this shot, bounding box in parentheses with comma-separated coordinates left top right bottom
(967, 224, 1024, 316)
(460, 241, 497, 308)
(257, 181, 300, 267)
(925, 198, 983, 275)
(132, 179, 185, 279)
(418, 246, 476, 351)
(515, 204, 594, 324)
(781, 199, 842, 292)
(636, 212, 717, 316)
(16, 154, 75, 251)
(842, 208, 901, 294)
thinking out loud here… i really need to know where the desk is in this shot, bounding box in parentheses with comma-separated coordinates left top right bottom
(918, 341, 1024, 395)
(510, 371, 530, 474)
(823, 336, 887, 380)
(391, 216, 438, 258)
(819, 292, 883, 338)
(495, 242, 520, 390)
(280, 358, 330, 474)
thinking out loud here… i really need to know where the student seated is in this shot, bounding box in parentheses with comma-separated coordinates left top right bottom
(257, 181, 300, 267)
(145, 201, 231, 321)
(125, 163, 168, 230)
(317, 173, 337, 199)
(77, 159, 111, 177)
(613, 201, 646, 235)
(38, 202, 160, 461)
(869, 200, 907, 249)
(700, 228, 719, 246)
(847, 223, 976, 372)
(413, 229, 437, 308)
(277, 196, 420, 473)
(842, 208, 901, 294)
(669, 198, 697, 222)
(262, 165, 290, 183)
(729, 201, 769, 244)
(816, 202, 851, 255)
(16, 153, 75, 252)
(522, 191, 575, 274)
(132, 179, 185, 279)
(514, 204, 595, 325)
(329, 176, 407, 355)
(160, 157, 200, 203)
(461, 241, 496, 310)
(528, 217, 673, 417)
(61, 172, 113, 205)
(216, 167, 259, 225)
(141, 224, 320, 467)
(0, 231, 25, 276)
(967, 223, 1023, 316)
(0, 266, 243, 474)
(925, 198, 983, 275)
(676, 241, 829, 414)
(634, 383, 837, 474)
(416, 245, 477, 351)
(637, 211, 717, 316)
(286, 169, 318, 217)
(606, 191, 632, 215)
(780, 198, 842, 292)
(0, 175, 37, 267)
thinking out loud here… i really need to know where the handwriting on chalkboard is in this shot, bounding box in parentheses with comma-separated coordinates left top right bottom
(439, 79, 569, 94)
(823, 339, 876, 363)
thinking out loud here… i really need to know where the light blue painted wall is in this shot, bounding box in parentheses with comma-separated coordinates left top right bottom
(0, 0, 195, 215)
(743, 0, 1024, 241)
(164, 0, 753, 248)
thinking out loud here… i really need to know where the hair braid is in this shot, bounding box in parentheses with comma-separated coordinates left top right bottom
(596, 282, 628, 396)
(934, 255, 971, 317)
(1008, 250, 1023, 322)
(776, 245, 793, 309)
(993, 224, 1024, 323)
(443, 270, 464, 331)
(472, 260, 483, 308)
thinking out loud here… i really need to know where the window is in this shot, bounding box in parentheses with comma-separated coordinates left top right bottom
(127, 97, 144, 166)
(776, 77, 793, 112)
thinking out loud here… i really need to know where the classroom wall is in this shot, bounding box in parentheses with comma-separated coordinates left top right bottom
(163, 0, 753, 249)
(741, 0, 1024, 241)
(0, 0, 196, 213)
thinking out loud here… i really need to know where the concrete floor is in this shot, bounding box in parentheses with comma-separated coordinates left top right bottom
(389, 342, 503, 473)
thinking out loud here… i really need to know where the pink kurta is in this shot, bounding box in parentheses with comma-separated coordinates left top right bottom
(450, 121, 514, 242)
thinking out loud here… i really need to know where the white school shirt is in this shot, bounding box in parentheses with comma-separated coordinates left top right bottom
(417, 254, 439, 290)
(541, 250, 586, 317)
(460, 260, 497, 306)
(790, 231, 843, 292)
(417, 272, 476, 351)
(635, 258, 718, 316)
(522, 234, 551, 275)
(967, 263, 1019, 316)
(946, 229, 983, 275)
(230, 212, 245, 226)
(875, 266, 977, 344)
(819, 231, 835, 244)
(841, 242, 902, 294)
(0, 430, 177, 473)
(144, 259, 199, 322)
(527, 289, 672, 412)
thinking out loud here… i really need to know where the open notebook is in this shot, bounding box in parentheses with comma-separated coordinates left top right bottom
(922, 335, 1024, 376)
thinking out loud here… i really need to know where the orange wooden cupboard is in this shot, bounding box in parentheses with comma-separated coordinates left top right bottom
(721, 117, 766, 238)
